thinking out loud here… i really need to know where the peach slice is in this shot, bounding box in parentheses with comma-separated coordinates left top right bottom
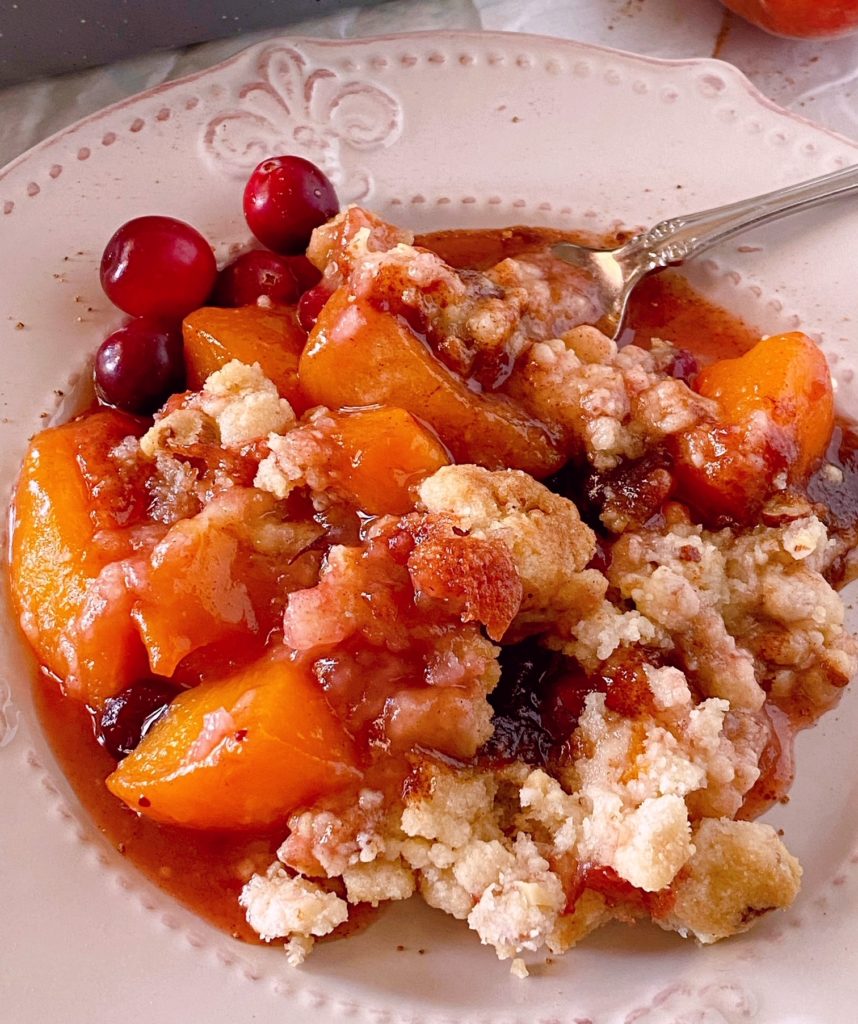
(279, 406, 450, 515)
(183, 305, 309, 411)
(327, 407, 449, 514)
(131, 489, 320, 679)
(107, 650, 359, 828)
(9, 410, 148, 692)
(674, 331, 834, 521)
(298, 288, 565, 477)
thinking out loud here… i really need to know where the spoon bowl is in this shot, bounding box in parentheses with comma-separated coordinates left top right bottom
(552, 164, 858, 339)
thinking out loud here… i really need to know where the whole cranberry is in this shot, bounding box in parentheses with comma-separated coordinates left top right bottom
(98, 680, 178, 759)
(94, 318, 185, 415)
(100, 215, 217, 320)
(288, 254, 324, 293)
(297, 282, 334, 332)
(243, 156, 339, 254)
(213, 250, 321, 307)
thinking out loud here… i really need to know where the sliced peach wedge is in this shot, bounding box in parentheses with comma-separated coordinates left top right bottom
(183, 305, 310, 411)
(299, 287, 565, 478)
(327, 406, 450, 515)
(128, 488, 317, 680)
(107, 650, 359, 829)
(674, 331, 835, 522)
(9, 410, 150, 699)
(274, 406, 450, 516)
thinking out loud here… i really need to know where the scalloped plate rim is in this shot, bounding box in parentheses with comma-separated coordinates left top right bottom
(1, 29, 857, 191)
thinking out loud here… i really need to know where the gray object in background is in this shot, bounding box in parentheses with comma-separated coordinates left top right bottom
(0, 0, 387, 86)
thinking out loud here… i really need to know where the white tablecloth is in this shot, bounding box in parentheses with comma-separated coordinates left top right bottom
(1, 0, 856, 167)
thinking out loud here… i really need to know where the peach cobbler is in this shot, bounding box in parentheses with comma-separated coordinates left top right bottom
(11, 156, 858, 975)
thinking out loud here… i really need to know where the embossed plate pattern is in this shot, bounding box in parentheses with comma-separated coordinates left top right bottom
(2, 31, 858, 1024)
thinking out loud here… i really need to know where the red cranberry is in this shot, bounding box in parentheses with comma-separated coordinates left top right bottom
(94, 318, 185, 415)
(243, 156, 339, 254)
(100, 215, 217, 320)
(297, 282, 334, 332)
(213, 250, 321, 307)
(288, 254, 323, 293)
(98, 680, 179, 759)
(479, 640, 566, 766)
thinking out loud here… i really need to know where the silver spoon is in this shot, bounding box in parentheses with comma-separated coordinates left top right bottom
(551, 164, 858, 340)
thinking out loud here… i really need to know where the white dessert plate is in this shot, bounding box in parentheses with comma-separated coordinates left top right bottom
(2, 30, 858, 1024)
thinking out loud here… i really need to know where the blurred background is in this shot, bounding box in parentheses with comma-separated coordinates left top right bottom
(1, 0, 857, 164)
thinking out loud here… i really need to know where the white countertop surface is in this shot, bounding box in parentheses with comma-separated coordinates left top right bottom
(0, 0, 857, 168)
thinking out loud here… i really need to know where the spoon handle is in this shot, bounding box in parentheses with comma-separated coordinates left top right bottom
(620, 163, 858, 272)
